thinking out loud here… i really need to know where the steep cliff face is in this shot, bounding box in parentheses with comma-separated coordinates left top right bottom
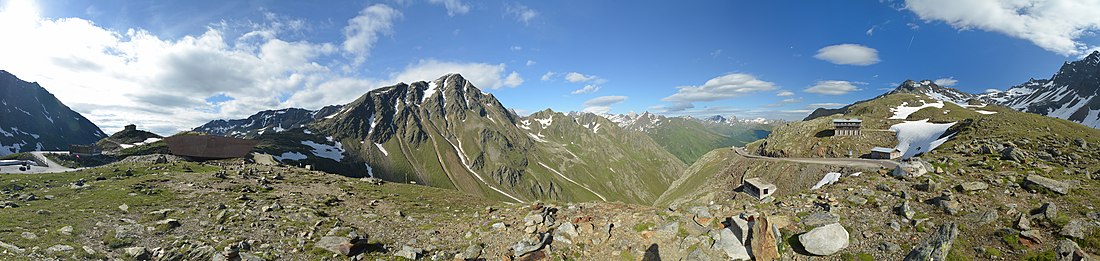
(0, 70, 106, 155)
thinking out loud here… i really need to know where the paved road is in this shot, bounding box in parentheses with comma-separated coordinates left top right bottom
(0, 151, 80, 174)
(732, 147, 898, 169)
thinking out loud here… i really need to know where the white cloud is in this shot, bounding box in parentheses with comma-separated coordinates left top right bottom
(804, 80, 863, 95)
(526, 60, 536, 66)
(866, 26, 877, 36)
(765, 98, 803, 107)
(428, 0, 470, 16)
(807, 102, 846, 108)
(660, 73, 777, 111)
(933, 77, 958, 86)
(906, 0, 1100, 56)
(777, 90, 795, 97)
(0, 2, 517, 135)
(510, 45, 522, 51)
(814, 44, 880, 66)
(564, 72, 599, 83)
(582, 95, 627, 114)
(540, 71, 556, 81)
(342, 4, 402, 65)
(390, 59, 523, 90)
(505, 3, 538, 25)
(571, 85, 600, 94)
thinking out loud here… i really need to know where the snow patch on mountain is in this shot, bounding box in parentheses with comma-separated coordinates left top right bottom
(889, 100, 944, 120)
(374, 142, 389, 156)
(301, 137, 344, 161)
(890, 119, 956, 159)
(275, 152, 308, 162)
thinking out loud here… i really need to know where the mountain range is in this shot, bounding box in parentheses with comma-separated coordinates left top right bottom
(0, 70, 105, 155)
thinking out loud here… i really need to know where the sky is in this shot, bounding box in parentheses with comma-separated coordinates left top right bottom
(1, 0, 1099, 135)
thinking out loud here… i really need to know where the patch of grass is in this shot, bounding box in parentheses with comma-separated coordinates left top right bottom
(946, 234, 972, 261)
(1023, 249, 1056, 261)
(1002, 234, 1024, 250)
(1074, 229, 1100, 250)
(983, 247, 1003, 258)
(841, 252, 875, 261)
(633, 222, 655, 232)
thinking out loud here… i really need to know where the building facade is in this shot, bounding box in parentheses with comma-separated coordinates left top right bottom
(870, 147, 901, 159)
(832, 118, 862, 136)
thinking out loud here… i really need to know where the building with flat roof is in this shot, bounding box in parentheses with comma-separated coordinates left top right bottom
(832, 118, 862, 136)
(742, 178, 777, 200)
(870, 147, 901, 159)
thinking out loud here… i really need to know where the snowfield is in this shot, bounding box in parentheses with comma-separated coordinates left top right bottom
(374, 143, 389, 156)
(975, 110, 997, 115)
(811, 172, 842, 190)
(889, 100, 944, 120)
(890, 119, 956, 159)
(274, 152, 308, 162)
(301, 137, 344, 161)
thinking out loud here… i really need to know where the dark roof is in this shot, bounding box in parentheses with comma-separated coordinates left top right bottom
(164, 135, 259, 160)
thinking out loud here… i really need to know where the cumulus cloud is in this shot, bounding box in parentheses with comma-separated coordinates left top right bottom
(582, 95, 627, 114)
(571, 85, 600, 95)
(906, 0, 1100, 56)
(0, 2, 519, 135)
(428, 0, 470, 16)
(505, 3, 538, 25)
(390, 59, 523, 90)
(804, 80, 863, 95)
(776, 90, 795, 97)
(660, 73, 777, 111)
(564, 72, 599, 83)
(540, 71, 556, 81)
(807, 103, 846, 108)
(814, 44, 881, 66)
(526, 60, 536, 66)
(934, 77, 958, 86)
(342, 4, 402, 65)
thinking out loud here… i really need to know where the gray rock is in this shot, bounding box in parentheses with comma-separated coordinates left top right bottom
(893, 159, 931, 179)
(1036, 202, 1059, 221)
(119, 204, 129, 212)
(523, 213, 545, 226)
(553, 222, 579, 244)
(1059, 219, 1089, 239)
(1017, 213, 1032, 230)
(491, 222, 506, 230)
(314, 233, 368, 256)
(896, 201, 916, 220)
(46, 244, 73, 253)
(956, 182, 989, 192)
(156, 219, 181, 229)
(847, 195, 868, 205)
(653, 222, 679, 241)
(512, 233, 551, 257)
(685, 247, 712, 261)
(124, 246, 150, 260)
(1000, 147, 1027, 162)
(799, 223, 850, 256)
(0, 240, 24, 253)
(1026, 174, 1071, 195)
(712, 227, 750, 260)
(801, 212, 840, 228)
(1055, 239, 1092, 261)
(916, 179, 938, 192)
(58, 226, 73, 235)
(20, 232, 36, 240)
(688, 206, 713, 219)
(878, 242, 901, 253)
(394, 245, 422, 260)
(116, 224, 145, 239)
(1088, 211, 1100, 221)
(966, 210, 998, 226)
(461, 244, 483, 260)
(904, 222, 958, 261)
(239, 253, 265, 261)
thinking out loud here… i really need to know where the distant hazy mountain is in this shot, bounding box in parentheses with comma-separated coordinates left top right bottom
(193, 106, 341, 138)
(605, 112, 775, 164)
(0, 70, 106, 155)
(979, 51, 1100, 128)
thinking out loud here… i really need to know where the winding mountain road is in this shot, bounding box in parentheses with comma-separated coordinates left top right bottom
(732, 147, 898, 169)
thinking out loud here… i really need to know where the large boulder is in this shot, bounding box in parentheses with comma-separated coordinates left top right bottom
(1055, 239, 1093, 261)
(712, 227, 750, 260)
(1000, 147, 1027, 162)
(798, 223, 849, 256)
(749, 216, 780, 261)
(1026, 174, 1071, 195)
(314, 229, 369, 256)
(904, 223, 958, 261)
(893, 159, 932, 179)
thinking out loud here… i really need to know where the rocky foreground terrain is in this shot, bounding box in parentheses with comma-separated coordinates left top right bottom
(0, 150, 1096, 260)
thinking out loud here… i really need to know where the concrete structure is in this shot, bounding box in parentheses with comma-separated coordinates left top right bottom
(69, 144, 101, 155)
(869, 147, 901, 159)
(832, 119, 862, 136)
(124, 124, 137, 131)
(742, 178, 777, 200)
(165, 135, 259, 160)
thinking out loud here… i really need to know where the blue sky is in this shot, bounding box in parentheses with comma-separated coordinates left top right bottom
(2, 0, 1099, 134)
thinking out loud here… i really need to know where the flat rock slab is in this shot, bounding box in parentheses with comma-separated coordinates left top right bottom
(1026, 174, 1070, 195)
(798, 223, 849, 256)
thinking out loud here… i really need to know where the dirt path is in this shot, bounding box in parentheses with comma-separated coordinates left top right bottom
(733, 147, 898, 169)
